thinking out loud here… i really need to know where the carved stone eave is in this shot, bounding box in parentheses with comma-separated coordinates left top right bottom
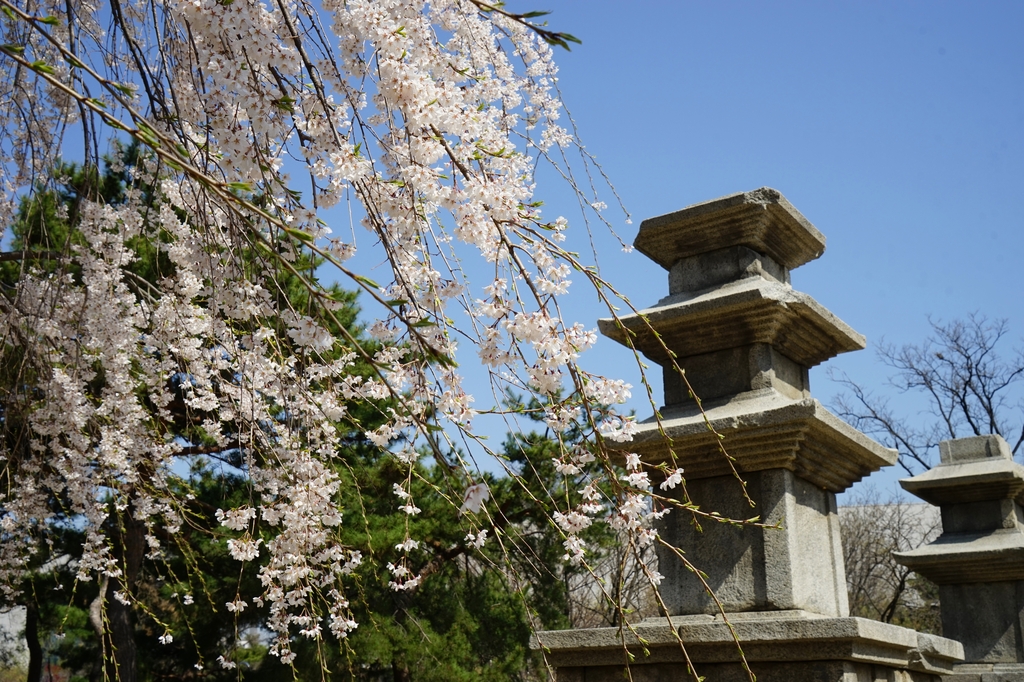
(597, 278, 865, 369)
(634, 188, 826, 271)
(899, 458, 1024, 506)
(532, 613, 963, 675)
(614, 391, 896, 493)
(894, 529, 1024, 583)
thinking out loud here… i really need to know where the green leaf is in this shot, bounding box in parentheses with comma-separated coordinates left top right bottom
(136, 133, 159, 148)
(271, 95, 295, 112)
(29, 60, 55, 75)
(1, 44, 24, 54)
(353, 274, 380, 289)
(431, 351, 458, 368)
(135, 123, 159, 148)
(38, 15, 60, 25)
(543, 32, 582, 51)
(520, 11, 551, 18)
(283, 227, 314, 243)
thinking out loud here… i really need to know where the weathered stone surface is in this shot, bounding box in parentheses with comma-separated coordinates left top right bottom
(633, 187, 826, 271)
(598, 276, 866, 371)
(941, 436, 1014, 464)
(661, 343, 810, 404)
(556, 661, 941, 682)
(900, 438, 1024, 507)
(895, 529, 1024, 583)
(619, 392, 897, 493)
(938, 582, 1024, 663)
(941, 500, 1023, 535)
(657, 469, 849, 616)
(533, 613, 962, 679)
(669, 244, 790, 295)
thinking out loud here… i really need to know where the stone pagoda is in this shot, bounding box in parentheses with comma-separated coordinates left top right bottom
(534, 188, 963, 681)
(896, 434, 1024, 680)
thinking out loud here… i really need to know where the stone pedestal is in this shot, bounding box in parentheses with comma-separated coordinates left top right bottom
(535, 611, 962, 681)
(896, 435, 1024, 680)
(535, 188, 964, 680)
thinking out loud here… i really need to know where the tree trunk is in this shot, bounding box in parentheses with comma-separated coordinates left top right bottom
(25, 600, 42, 682)
(99, 511, 146, 682)
(106, 591, 138, 682)
(392, 660, 412, 682)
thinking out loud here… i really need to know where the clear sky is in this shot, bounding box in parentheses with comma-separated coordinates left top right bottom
(515, 1, 1024, 499)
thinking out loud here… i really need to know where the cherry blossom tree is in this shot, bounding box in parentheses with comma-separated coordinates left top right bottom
(0, 1, 696, 678)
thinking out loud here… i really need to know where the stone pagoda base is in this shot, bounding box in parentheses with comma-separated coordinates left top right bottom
(535, 611, 963, 682)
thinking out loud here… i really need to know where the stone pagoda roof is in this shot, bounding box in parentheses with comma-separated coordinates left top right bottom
(634, 187, 825, 270)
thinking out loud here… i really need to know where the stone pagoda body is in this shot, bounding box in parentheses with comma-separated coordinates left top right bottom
(534, 188, 964, 681)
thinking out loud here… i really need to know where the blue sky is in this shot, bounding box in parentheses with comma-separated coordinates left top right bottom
(514, 1, 1024, 498)
(25, 1, 1019, 498)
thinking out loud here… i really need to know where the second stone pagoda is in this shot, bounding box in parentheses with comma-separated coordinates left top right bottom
(597, 187, 898, 617)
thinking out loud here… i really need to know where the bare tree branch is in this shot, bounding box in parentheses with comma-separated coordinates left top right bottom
(830, 313, 1024, 472)
(840, 488, 941, 633)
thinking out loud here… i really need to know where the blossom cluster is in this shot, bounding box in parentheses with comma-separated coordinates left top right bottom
(0, 0, 673, 670)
